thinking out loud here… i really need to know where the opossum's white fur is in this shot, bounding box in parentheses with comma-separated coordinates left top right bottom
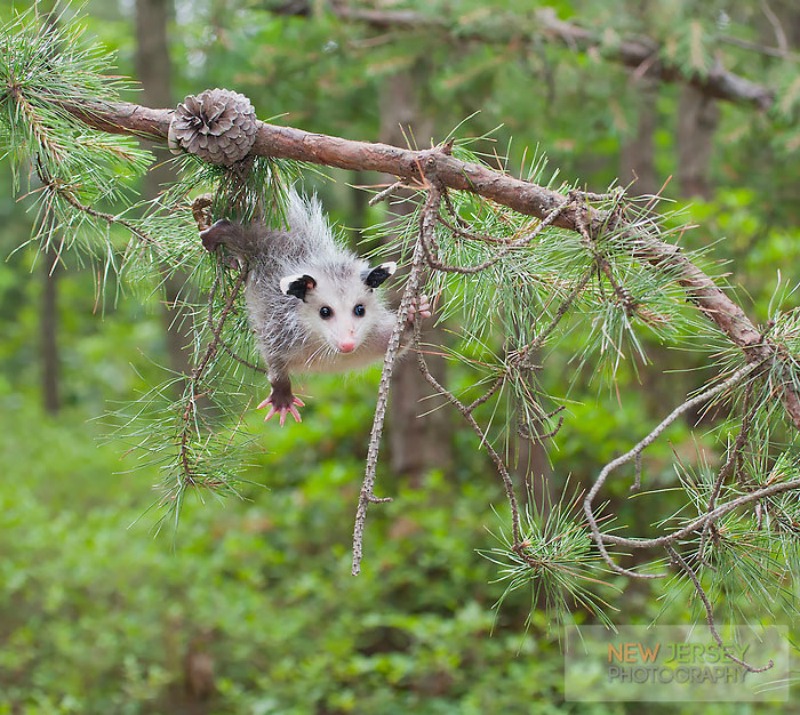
(237, 191, 396, 379)
(199, 189, 428, 422)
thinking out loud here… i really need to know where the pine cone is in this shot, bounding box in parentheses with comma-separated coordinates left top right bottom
(168, 89, 257, 167)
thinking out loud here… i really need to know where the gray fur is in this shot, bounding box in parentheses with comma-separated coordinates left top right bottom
(201, 190, 399, 411)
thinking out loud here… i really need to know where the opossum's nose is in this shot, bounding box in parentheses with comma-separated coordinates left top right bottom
(339, 339, 356, 353)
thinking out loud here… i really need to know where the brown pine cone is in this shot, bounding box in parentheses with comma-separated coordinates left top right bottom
(168, 88, 257, 167)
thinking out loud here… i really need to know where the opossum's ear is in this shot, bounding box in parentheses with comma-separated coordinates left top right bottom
(199, 219, 241, 253)
(361, 262, 397, 288)
(280, 274, 317, 301)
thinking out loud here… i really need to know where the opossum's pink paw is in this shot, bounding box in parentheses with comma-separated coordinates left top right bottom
(407, 294, 432, 323)
(417, 294, 432, 319)
(257, 394, 305, 426)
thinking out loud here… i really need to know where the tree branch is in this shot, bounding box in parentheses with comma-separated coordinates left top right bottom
(306, 4, 776, 110)
(584, 360, 765, 577)
(58, 98, 800, 430)
(351, 180, 437, 576)
(533, 10, 774, 110)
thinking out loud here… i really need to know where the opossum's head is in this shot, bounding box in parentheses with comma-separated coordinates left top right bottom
(280, 261, 397, 353)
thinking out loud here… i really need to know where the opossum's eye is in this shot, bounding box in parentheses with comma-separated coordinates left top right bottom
(319, 306, 333, 320)
(353, 304, 366, 317)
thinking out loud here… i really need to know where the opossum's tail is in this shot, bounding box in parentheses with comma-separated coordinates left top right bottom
(199, 188, 336, 265)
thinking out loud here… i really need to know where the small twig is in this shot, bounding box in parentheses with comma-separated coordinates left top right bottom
(584, 360, 764, 578)
(718, 34, 798, 61)
(666, 543, 774, 673)
(368, 180, 407, 206)
(217, 337, 268, 374)
(35, 160, 158, 246)
(351, 182, 440, 576)
(574, 188, 626, 202)
(417, 351, 523, 546)
(518, 411, 565, 442)
(411, 292, 523, 545)
(760, 0, 789, 57)
(571, 196, 640, 315)
(698, 383, 755, 558)
(418, 195, 571, 274)
(437, 214, 517, 245)
(631, 451, 643, 492)
(526, 268, 594, 352)
(466, 375, 504, 414)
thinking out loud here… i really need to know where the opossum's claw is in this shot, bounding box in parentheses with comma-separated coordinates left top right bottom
(258, 394, 305, 426)
(417, 294, 432, 320)
(407, 294, 433, 323)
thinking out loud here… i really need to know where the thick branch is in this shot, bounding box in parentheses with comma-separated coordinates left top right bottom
(535, 11, 774, 110)
(325, 5, 775, 109)
(65, 101, 171, 139)
(61, 99, 800, 430)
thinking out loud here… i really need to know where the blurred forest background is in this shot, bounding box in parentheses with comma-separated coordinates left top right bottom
(1, 0, 800, 713)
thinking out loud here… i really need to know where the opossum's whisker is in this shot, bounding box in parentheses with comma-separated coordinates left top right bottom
(304, 343, 329, 367)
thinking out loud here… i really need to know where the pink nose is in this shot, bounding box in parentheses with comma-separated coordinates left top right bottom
(339, 339, 356, 353)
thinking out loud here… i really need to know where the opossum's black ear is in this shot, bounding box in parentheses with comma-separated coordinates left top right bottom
(361, 262, 397, 288)
(280, 274, 317, 301)
(199, 219, 241, 253)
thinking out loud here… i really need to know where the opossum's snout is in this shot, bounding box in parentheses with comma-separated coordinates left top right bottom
(331, 321, 358, 353)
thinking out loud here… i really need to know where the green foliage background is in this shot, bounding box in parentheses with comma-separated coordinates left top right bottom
(1, 0, 799, 712)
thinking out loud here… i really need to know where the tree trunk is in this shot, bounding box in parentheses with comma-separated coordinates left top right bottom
(756, 1, 799, 49)
(36, 3, 62, 415)
(135, 0, 193, 380)
(41, 244, 60, 414)
(676, 85, 719, 200)
(379, 71, 454, 484)
(619, 79, 660, 197)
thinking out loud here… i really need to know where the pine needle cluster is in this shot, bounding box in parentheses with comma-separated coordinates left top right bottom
(4, 4, 800, 646)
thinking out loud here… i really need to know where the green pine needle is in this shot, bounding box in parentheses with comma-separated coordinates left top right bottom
(480, 480, 621, 632)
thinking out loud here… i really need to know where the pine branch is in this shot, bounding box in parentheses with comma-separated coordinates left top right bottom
(7, 10, 800, 636)
(275, 3, 776, 109)
(55, 98, 800, 431)
(533, 10, 774, 110)
(583, 360, 766, 578)
(351, 183, 436, 576)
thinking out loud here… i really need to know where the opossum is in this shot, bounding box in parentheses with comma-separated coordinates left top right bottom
(200, 190, 430, 425)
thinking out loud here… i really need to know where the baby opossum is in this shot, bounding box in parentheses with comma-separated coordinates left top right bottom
(200, 190, 430, 425)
